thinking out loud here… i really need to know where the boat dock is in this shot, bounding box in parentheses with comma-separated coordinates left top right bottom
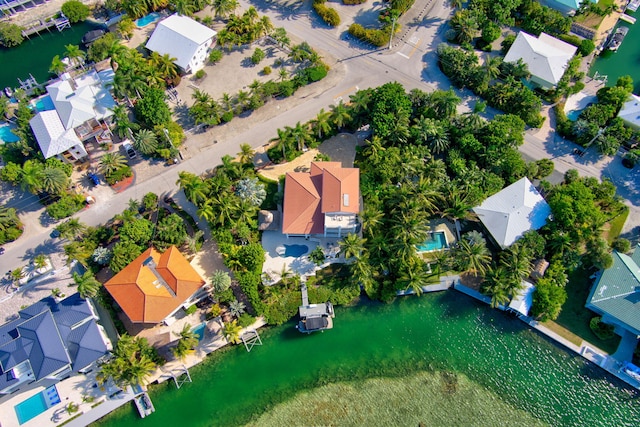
(19, 15, 70, 38)
(297, 281, 335, 334)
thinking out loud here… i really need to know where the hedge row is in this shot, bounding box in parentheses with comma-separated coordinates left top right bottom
(46, 193, 85, 220)
(348, 23, 390, 47)
(557, 34, 595, 56)
(313, 0, 341, 27)
(343, 0, 367, 4)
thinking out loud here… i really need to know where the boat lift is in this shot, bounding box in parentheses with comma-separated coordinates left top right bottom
(241, 329, 263, 352)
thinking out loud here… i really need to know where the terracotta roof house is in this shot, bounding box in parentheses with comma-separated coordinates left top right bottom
(282, 162, 360, 237)
(0, 294, 110, 399)
(104, 246, 207, 325)
(503, 32, 577, 90)
(145, 14, 217, 74)
(473, 177, 551, 249)
(586, 245, 640, 337)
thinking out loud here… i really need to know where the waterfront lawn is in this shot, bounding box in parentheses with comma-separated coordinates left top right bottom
(573, 0, 614, 29)
(552, 267, 620, 354)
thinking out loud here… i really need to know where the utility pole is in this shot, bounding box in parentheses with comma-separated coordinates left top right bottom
(388, 15, 397, 50)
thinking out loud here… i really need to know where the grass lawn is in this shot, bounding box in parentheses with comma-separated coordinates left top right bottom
(553, 267, 620, 354)
(573, 0, 614, 29)
(605, 206, 629, 244)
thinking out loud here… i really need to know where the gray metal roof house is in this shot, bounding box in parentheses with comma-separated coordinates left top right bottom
(586, 245, 640, 337)
(0, 294, 110, 398)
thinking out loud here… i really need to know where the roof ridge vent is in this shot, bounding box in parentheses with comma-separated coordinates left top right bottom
(143, 256, 176, 297)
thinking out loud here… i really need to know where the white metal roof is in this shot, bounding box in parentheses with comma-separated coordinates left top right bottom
(504, 32, 577, 86)
(508, 281, 536, 316)
(46, 70, 116, 130)
(145, 14, 217, 70)
(618, 94, 640, 128)
(30, 111, 83, 159)
(473, 177, 551, 249)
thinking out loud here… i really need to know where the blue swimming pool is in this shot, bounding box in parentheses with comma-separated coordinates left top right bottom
(135, 12, 162, 27)
(32, 95, 55, 112)
(192, 323, 206, 341)
(14, 385, 61, 425)
(0, 123, 19, 142)
(416, 231, 448, 252)
(281, 244, 308, 258)
(566, 109, 581, 121)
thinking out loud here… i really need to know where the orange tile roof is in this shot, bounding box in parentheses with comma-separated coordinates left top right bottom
(104, 246, 205, 323)
(282, 162, 359, 235)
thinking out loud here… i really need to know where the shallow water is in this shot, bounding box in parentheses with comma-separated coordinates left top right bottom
(97, 292, 639, 427)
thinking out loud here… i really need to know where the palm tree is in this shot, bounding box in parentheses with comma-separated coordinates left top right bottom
(339, 233, 366, 259)
(56, 218, 86, 240)
(278, 68, 289, 81)
(429, 89, 460, 119)
(211, 0, 238, 18)
(449, 10, 478, 44)
(483, 55, 502, 81)
(11, 267, 25, 285)
(228, 299, 246, 317)
(172, 0, 196, 15)
(210, 270, 231, 294)
(49, 55, 66, 76)
(73, 271, 102, 298)
(400, 264, 434, 296)
(20, 160, 44, 194)
(481, 265, 511, 308)
(288, 122, 312, 152)
(40, 167, 69, 195)
(134, 129, 159, 155)
(500, 244, 533, 281)
(177, 171, 207, 204)
(223, 320, 243, 344)
(0, 206, 20, 232)
(456, 239, 491, 276)
(111, 105, 139, 137)
(64, 44, 85, 69)
(100, 152, 127, 176)
(237, 143, 254, 164)
(438, 187, 473, 239)
(330, 101, 351, 130)
(149, 52, 178, 81)
(310, 109, 332, 139)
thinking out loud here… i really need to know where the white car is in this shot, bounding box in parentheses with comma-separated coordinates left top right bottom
(122, 141, 137, 159)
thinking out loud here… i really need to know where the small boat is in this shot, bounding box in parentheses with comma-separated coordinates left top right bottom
(82, 29, 106, 45)
(608, 27, 629, 52)
(627, 0, 640, 12)
(4, 87, 13, 98)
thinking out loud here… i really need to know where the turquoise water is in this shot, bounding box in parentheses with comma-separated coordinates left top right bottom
(97, 292, 640, 427)
(566, 109, 581, 121)
(135, 12, 162, 28)
(416, 231, 448, 252)
(590, 13, 639, 91)
(0, 123, 19, 142)
(0, 21, 100, 90)
(192, 323, 206, 341)
(14, 386, 60, 425)
(32, 95, 55, 112)
(282, 244, 308, 257)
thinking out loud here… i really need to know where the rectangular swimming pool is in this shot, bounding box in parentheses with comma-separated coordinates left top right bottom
(416, 231, 448, 252)
(14, 385, 61, 425)
(192, 323, 206, 341)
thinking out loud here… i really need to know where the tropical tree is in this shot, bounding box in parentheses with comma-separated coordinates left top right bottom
(41, 167, 69, 195)
(10, 267, 25, 285)
(211, 0, 238, 18)
(73, 270, 102, 298)
(111, 105, 139, 138)
(211, 270, 232, 294)
(456, 238, 491, 276)
(149, 52, 178, 81)
(97, 335, 159, 387)
(500, 244, 533, 281)
(223, 320, 243, 344)
(339, 233, 366, 259)
(134, 129, 159, 155)
(399, 264, 434, 296)
(330, 101, 351, 130)
(171, 323, 200, 360)
(20, 160, 44, 194)
(171, 0, 196, 15)
(481, 265, 512, 308)
(449, 10, 478, 44)
(49, 55, 66, 76)
(55, 218, 86, 240)
(237, 143, 254, 165)
(99, 152, 127, 176)
(177, 171, 207, 204)
(64, 44, 86, 69)
(228, 299, 246, 317)
(92, 247, 111, 265)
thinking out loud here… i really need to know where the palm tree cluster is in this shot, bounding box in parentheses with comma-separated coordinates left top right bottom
(171, 324, 200, 361)
(480, 244, 533, 308)
(2, 158, 72, 196)
(97, 334, 162, 387)
(217, 7, 273, 48)
(0, 205, 23, 244)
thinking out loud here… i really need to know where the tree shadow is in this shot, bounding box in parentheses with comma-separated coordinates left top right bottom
(173, 102, 193, 128)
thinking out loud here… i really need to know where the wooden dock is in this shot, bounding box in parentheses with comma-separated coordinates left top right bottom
(21, 16, 70, 38)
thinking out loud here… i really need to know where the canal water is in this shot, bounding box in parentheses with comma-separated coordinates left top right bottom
(590, 11, 640, 92)
(0, 21, 100, 91)
(97, 292, 640, 427)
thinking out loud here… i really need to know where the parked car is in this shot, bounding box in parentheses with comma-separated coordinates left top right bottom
(87, 172, 100, 185)
(122, 141, 137, 159)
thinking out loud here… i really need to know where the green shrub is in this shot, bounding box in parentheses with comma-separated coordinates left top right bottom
(194, 69, 206, 80)
(221, 111, 234, 123)
(501, 34, 516, 55)
(0, 23, 24, 47)
(185, 305, 197, 315)
(237, 312, 255, 328)
(46, 193, 85, 219)
(217, 288, 235, 304)
(105, 165, 132, 185)
(579, 39, 595, 56)
(612, 237, 631, 253)
(263, 66, 272, 75)
(558, 34, 582, 47)
(61, 0, 90, 23)
(236, 271, 264, 315)
(314, 2, 341, 27)
(348, 23, 390, 47)
(590, 316, 615, 340)
(206, 304, 222, 320)
(142, 192, 158, 211)
(303, 65, 328, 82)
(251, 48, 265, 64)
(343, 0, 367, 4)
(209, 49, 223, 63)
